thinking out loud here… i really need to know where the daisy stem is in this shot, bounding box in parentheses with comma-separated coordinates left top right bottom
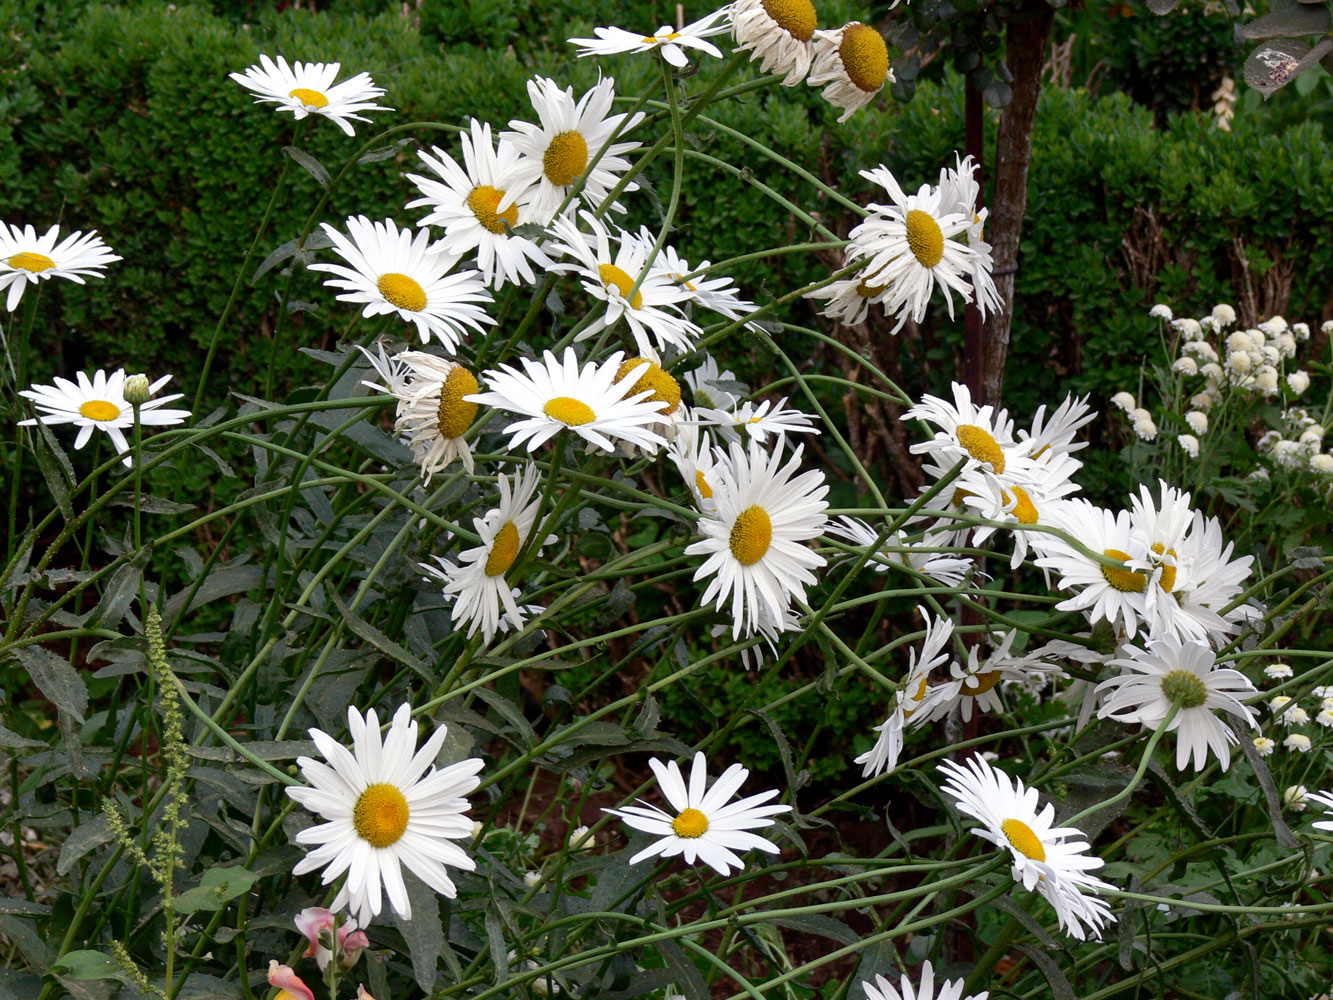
(1065, 702, 1181, 830)
(622, 59, 686, 307)
(132, 403, 146, 614)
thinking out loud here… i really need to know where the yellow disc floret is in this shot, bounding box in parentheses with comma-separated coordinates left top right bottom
(353, 783, 410, 848)
(671, 807, 709, 838)
(1001, 817, 1046, 861)
(905, 209, 945, 268)
(598, 264, 644, 310)
(729, 505, 773, 566)
(289, 87, 329, 109)
(437, 366, 480, 439)
(378, 272, 427, 312)
(1101, 548, 1147, 593)
(615, 357, 681, 415)
(1005, 486, 1039, 525)
(544, 396, 596, 426)
(901, 676, 930, 719)
(9, 251, 55, 273)
(762, 0, 817, 41)
(485, 520, 520, 576)
(78, 400, 122, 422)
(956, 424, 1006, 474)
(695, 470, 714, 500)
(643, 31, 681, 43)
(963, 670, 1004, 696)
(466, 185, 519, 235)
(839, 23, 890, 92)
(543, 130, 589, 186)
(1150, 542, 1178, 593)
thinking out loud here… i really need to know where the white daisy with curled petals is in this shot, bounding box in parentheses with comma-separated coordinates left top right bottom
(807, 22, 893, 122)
(569, 9, 731, 67)
(469, 347, 670, 454)
(405, 120, 553, 290)
(1170, 509, 1258, 643)
(684, 354, 742, 411)
(805, 262, 891, 327)
(1096, 634, 1258, 772)
(668, 421, 721, 509)
(0, 223, 121, 312)
(685, 439, 829, 639)
(228, 55, 389, 135)
(939, 753, 1115, 941)
(923, 630, 1062, 724)
(19, 368, 189, 467)
(935, 153, 1001, 319)
(309, 216, 494, 352)
(861, 960, 988, 1000)
(360, 346, 480, 479)
(644, 239, 761, 329)
(604, 752, 790, 875)
(288, 703, 484, 927)
(731, 0, 818, 86)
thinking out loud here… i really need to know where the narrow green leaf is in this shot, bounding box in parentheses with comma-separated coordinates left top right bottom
(282, 145, 331, 189)
(329, 592, 432, 682)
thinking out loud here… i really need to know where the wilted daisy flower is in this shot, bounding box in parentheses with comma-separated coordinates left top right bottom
(405, 120, 553, 290)
(861, 961, 988, 1000)
(288, 703, 484, 926)
(568, 9, 730, 66)
(685, 439, 829, 639)
(939, 754, 1114, 940)
(1284, 733, 1312, 752)
(502, 76, 645, 223)
(1252, 736, 1275, 756)
(696, 396, 819, 446)
(549, 212, 700, 355)
(229, 55, 389, 135)
(647, 241, 760, 328)
(0, 223, 121, 312)
(422, 464, 551, 643)
(604, 752, 790, 875)
(668, 422, 721, 509)
(361, 347, 479, 479)
(1284, 785, 1309, 811)
(1309, 790, 1333, 830)
(805, 266, 890, 326)
(19, 369, 189, 467)
(731, 0, 817, 85)
(1097, 635, 1258, 772)
(469, 348, 669, 454)
(926, 630, 1061, 724)
(807, 22, 893, 121)
(310, 216, 494, 352)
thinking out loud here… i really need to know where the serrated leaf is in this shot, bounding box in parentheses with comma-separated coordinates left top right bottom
(57, 815, 115, 875)
(1287, 545, 1325, 570)
(1230, 717, 1299, 847)
(173, 865, 259, 914)
(84, 549, 148, 630)
(656, 939, 709, 1000)
(30, 421, 75, 519)
(0, 899, 50, 916)
(11, 645, 88, 722)
(0, 725, 45, 750)
(1237, 1, 1329, 40)
(282, 145, 331, 188)
(330, 592, 431, 682)
(110, 495, 195, 515)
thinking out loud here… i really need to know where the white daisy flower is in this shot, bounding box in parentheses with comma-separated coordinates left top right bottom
(1149, 304, 1173, 320)
(925, 630, 1061, 724)
(19, 369, 189, 467)
(568, 9, 731, 67)
(938, 754, 1114, 940)
(502, 76, 645, 223)
(1284, 733, 1312, 752)
(360, 346, 480, 479)
(1284, 785, 1309, 811)
(807, 22, 893, 122)
(953, 452, 1082, 569)
(825, 517, 974, 586)
(228, 55, 389, 135)
(421, 463, 551, 644)
(1170, 510, 1257, 642)
(404, 120, 553, 290)
(469, 347, 670, 454)
(1263, 662, 1293, 679)
(1309, 789, 1333, 831)
(309, 216, 494, 352)
(549, 211, 700, 356)
(668, 421, 721, 509)
(603, 752, 791, 875)
(288, 703, 484, 927)
(861, 960, 988, 1000)
(0, 223, 121, 312)
(804, 266, 890, 326)
(1020, 393, 1096, 461)
(936, 153, 1002, 318)
(685, 439, 829, 639)
(696, 396, 819, 446)
(904, 381, 1035, 487)
(731, 0, 818, 86)
(1252, 736, 1275, 756)
(647, 240, 760, 328)
(684, 354, 742, 411)
(1096, 635, 1258, 772)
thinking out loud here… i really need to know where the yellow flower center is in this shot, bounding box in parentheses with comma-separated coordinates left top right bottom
(956, 424, 1006, 474)
(78, 400, 122, 422)
(289, 87, 329, 109)
(1001, 817, 1046, 861)
(901, 676, 930, 719)
(1101, 548, 1147, 593)
(378, 272, 427, 312)
(839, 23, 889, 92)
(485, 520, 520, 576)
(598, 263, 644, 310)
(1004, 486, 1039, 525)
(856, 276, 887, 298)
(695, 470, 714, 500)
(437, 366, 480, 439)
(963, 670, 1004, 695)
(615, 357, 681, 415)
(905, 209, 945, 268)
(8, 251, 55, 273)
(951, 488, 975, 507)
(729, 505, 773, 566)
(761, 0, 817, 41)
(643, 31, 682, 43)
(671, 807, 709, 838)
(466, 185, 520, 235)
(1150, 542, 1178, 593)
(544, 396, 596, 426)
(353, 783, 410, 848)
(543, 130, 589, 186)
(1160, 668, 1208, 709)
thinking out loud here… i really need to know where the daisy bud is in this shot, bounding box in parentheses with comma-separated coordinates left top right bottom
(1212, 303, 1236, 324)
(123, 374, 152, 405)
(523, 871, 541, 888)
(1110, 391, 1136, 413)
(1284, 785, 1308, 811)
(1283, 733, 1312, 752)
(1287, 370, 1310, 395)
(1134, 417, 1158, 441)
(568, 825, 594, 850)
(1149, 303, 1173, 320)
(1311, 453, 1333, 475)
(1171, 356, 1198, 376)
(1252, 736, 1275, 756)
(1185, 410, 1208, 434)
(1176, 433, 1199, 458)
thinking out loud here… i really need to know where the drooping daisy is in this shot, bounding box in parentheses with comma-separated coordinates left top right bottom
(935, 154, 1001, 319)
(924, 630, 1061, 724)
(685, 439, 829, 638)
(731, 0, 818, 86)
(603, 752, 791, 875)
(549, 212, 700, 356)
(1020, 393, 1096, 461)
(421, 464, 551, 643)
(228, 55, 389, 135)
(1126, 481, 1196, 638)
(469, 347, 670, 454)
(804, 266, 891, 326)
(360, 346, 480, 478)
(288, 703, 484, 926)
(696, 396, 819, 446)
(807, 22, 893, 122)
(18, 369, 189, 467)
(0, 223, 121, 312)
(568, 9, 731, 67)
(1170, 510, 1258, 642)
(502, 76, 645, 223)
(405, 119, 553, 289)
(861, 961, 989, 1000)
(952, 450, 1082, 570)
(309, 216, 494, 352)
(645, 240, 761, 329)
(938, 754, 1115, 940)
(1096, 635, 1259, 772)
(668, 421, 721, 509)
